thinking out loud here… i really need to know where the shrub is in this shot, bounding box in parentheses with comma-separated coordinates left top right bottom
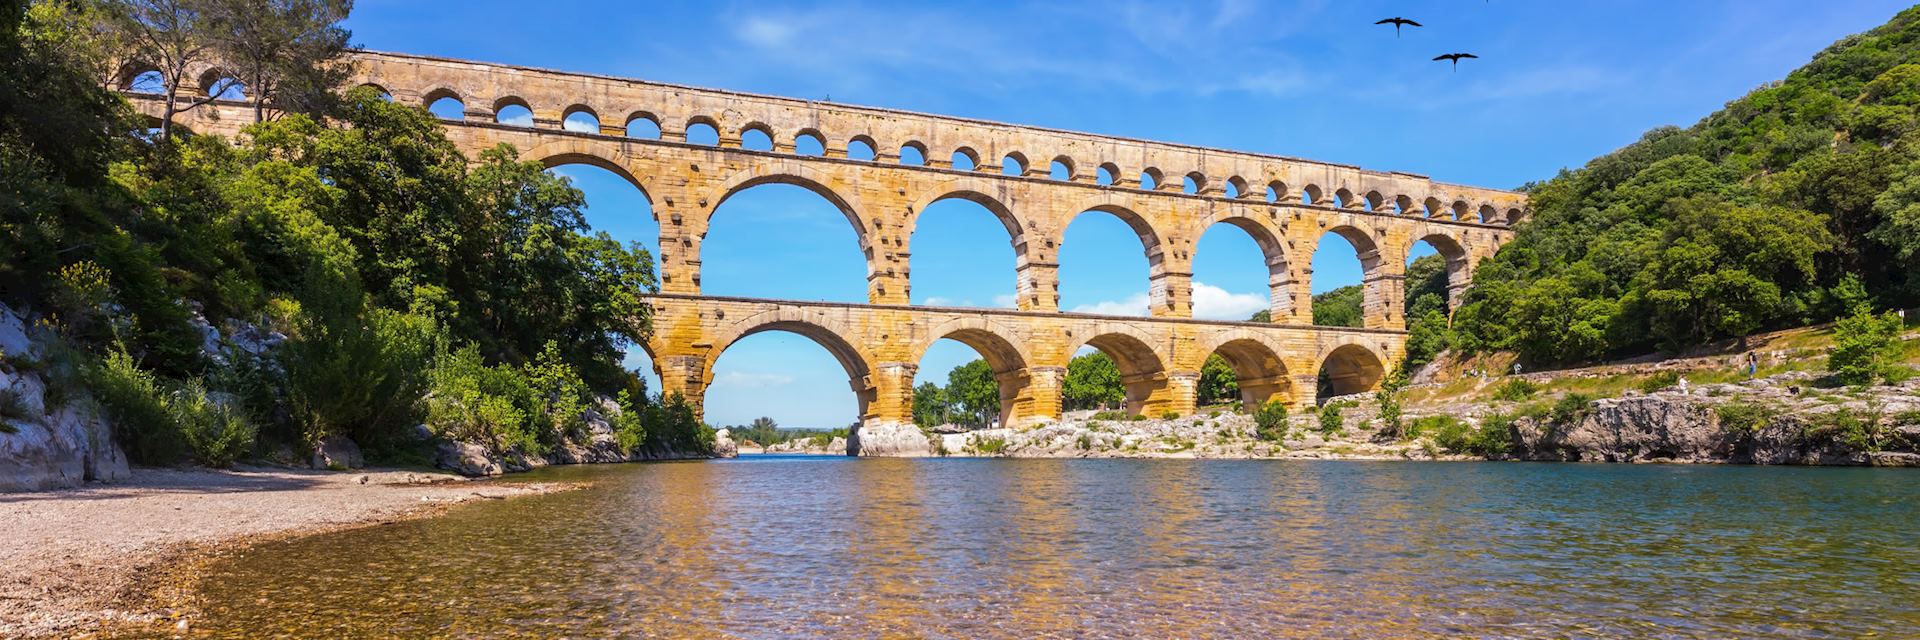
(1716, 401, 1775, 435)
(1090, 409, 1129, 421)
(1639, 371, 1682, 393)
(972, 435, 1008, 455)
(1159, 410, 1180, 420)
(1076, 432, 1093, 450)
(1130, 413, 1148, 421)
(1549, 393, 1594, 427)
(1492, 378, 1540, 402)
(1466, 413, 1517, 457)
(1413, 416, 1474, 452)
(0, 386, 29, 422)
(91, 348, 186, 464)
(1829, 310, 1904, 386)
(424, 345, 542, 455)
(168, 381, 257, 468)
(1253, 399, 1289, 441)
(1318, 401, 1350, 435)
(611, 391, 647, 454)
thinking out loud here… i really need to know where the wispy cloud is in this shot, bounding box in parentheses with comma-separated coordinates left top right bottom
(1070, 282, 1264, 320)
(1071, 292, 1151, 317)
(712, 371, 795, 389)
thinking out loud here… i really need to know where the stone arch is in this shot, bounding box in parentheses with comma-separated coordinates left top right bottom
(1063, 324, 1170, 416)
(116, 62, 164, 93)
(1191, 208, 1293, 320)
(1505, 207, 1525, 225)
(1139, 167, 1165, 190)
(737, 121, 776, 150)
(1407, 231, 1471, 309)
(623, 111, 662, 139)
(1225, 175, 1251, 199)
(1060, 201, 1170, 297)
(1301, 184, 1325, 205)
(1266, 180, 1288, 203)
(1423, 197, 1445, 219)
(354, 82, 391, 100)
(793, 128, 827, 156)
(1334, 187, 1358, 209)
(847, 134, 880, 161)
(903, 183, 1027, 304)
(1195, 329, 1294, 409)
(561, 104, 600, 133)
(420, 87, 462, 108)
(912, 317, 1035, 426)
(1184, 171, 1208, 195)
(899, 140, 929, 166)
(704, 309, 877, 419)
(707, 165, 865, 243)
(1097, 162, 1122, 185)
(951, 146, 981, 171)
(1317, 341, 1387, 401)
(1450, 200, 1471, 220)
(1477, 204, 1498, 224)
(684, 115, 722, 145)
(1393, 195, 1414, 216)
(195, 68, 244, 99)
(1049, 155, 1076, 181)
(523, 141, 656, 216)
(1363, 190, 1386, 212)
(1000, 150, 1030, 176)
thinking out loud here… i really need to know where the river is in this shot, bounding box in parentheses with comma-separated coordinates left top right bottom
(173, 456, 1917, 638)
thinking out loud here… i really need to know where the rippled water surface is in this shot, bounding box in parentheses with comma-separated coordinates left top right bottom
(177, 457, 1918, 638)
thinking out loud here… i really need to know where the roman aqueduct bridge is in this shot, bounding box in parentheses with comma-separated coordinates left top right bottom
(127, 51, 1528, 454)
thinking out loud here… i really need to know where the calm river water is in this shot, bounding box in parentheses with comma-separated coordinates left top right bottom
(177, 456, 1917, 639)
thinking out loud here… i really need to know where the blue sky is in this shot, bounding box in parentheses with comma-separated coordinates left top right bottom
(353, 0, 1911, 429)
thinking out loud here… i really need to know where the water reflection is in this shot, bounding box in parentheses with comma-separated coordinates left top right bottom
(170, 458, 1920, 639)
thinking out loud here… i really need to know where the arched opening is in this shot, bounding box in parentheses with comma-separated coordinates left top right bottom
(494, 98, 533, 127)
(1060, 207, 1159, 317)
(1064, 333, 1166, 416)
(1363, 191, 1385, 212)
(1309, 229, 1377, 328)
(1333, 188, 1355, 209)
(1478, 204, 1498, 224)
(1183, 172, 1207, 195)
(1096, 163, 1119, 186)
(1139, 168, 1162, 190)
(740, 125, 775, 151)
(913, 329, 1027, 431)
(1505, 208, 1524, 225)
(908, 194, 1018, 309)
(847, 136, 877, 161)
(1266, 181, 1286, 203)
(544, 159, 663, 392)
(625, 113, 662, 139)
(426, 93, 465, 121)
(1403, 235, 1467, 368)
(685, 119, 720, 146)
(1423, 197, 1444, 219)
(1225, 176, 1249, 199)
(707, 326, 867, 435)
(1393, 195, 1414, 216)
(951, 148, 979, 171)
(126, 69, 166, 94)
(704, 181, 866, 302)
(562, 107, 600, 134)
(1318, 344, 1385, 403)
(899, 142, 928, 166)
(1200, 338, 1292, 411)
(199, 70, 244, 100)
(1301, 184, 1324, 206)
(1192, 221, 1280, 321)
(795, 130, 826, 156)
(1049, 157, 1074, 181)
(1000, 152, 1027, 177)
(1450, 201, 1470, 221)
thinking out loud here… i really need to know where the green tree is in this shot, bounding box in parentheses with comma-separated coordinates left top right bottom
(1828, 310, 1907, 386)
(912, 381, 949, 428)
(200, 0, 355, 122)
(1063, 351, 1123, 411)
(945, 359, 1000, 427)
(1196, 353, 1239, 406)
(1312, 285, 1363, 327)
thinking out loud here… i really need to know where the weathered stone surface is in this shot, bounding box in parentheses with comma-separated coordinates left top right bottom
(311, 435, 365, 470)
(711, 428, 738, 458)
(134, 51, 1533, 446)
(435, 441, 504, 477)
(849, 422, 930, 457)
(1, 305, 130, 492)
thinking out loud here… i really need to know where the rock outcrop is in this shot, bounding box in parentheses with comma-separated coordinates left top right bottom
(1, 305, 131, 492)
(848, 422, 931, 457)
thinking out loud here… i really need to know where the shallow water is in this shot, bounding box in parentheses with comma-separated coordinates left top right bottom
(174, 456, 1917, 638)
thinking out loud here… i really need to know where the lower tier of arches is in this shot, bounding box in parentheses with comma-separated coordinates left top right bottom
(644, 294, 1405, 454)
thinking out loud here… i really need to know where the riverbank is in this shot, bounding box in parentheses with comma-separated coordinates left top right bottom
(0, 466, 570, 638)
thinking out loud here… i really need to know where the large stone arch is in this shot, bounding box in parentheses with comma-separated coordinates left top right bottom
(901, 181, 1029, 307)
(1405, 229, 1472, 310)
(1190, 206, 1295, 320)
(524, 140, 657, 217)
(910, 316, 1035, 427)
(1062, 323, 1171, 416)
(1057, 198, 1175, 315)
(1303, 222, 1390, 328)
(703, 307, 877, 420)
(1195, 328, 1294, 409)
(1316, 340, 1388, 402)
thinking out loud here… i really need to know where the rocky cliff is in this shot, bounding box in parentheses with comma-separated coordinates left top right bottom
(0, 305, 130, 491)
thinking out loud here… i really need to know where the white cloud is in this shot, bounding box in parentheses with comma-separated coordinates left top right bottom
(923, 296, 958, 306)
(1071, 292, 1151, 316)
(712, 371, 795, 389)
(991, 294, 1017, 308)
(1191, 282, 1268, 321)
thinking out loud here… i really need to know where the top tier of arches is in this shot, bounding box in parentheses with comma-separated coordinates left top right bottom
(347, 51, 1529, 226)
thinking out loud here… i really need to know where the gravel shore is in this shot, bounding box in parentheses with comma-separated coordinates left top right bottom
(0, 466, 569, 637)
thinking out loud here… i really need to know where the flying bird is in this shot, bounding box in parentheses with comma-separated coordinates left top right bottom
(1432, 52, 1479, 71)
(1375, 17, 1422, 37)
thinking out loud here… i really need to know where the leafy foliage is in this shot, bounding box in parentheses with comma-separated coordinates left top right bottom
(1196, 353, 1238, 406)
(1253, 399, 1288, 441)
(1455, 9, 1920, 362)
(1492, 378, 1540, 402)
(1311, 285, 1363, 328)
(912, 359, 1001, 429)
(1063, 351, 1123, 411)
(1828, 309, 1907, 386)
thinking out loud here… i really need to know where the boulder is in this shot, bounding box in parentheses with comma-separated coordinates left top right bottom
(310, 435, 365, 470)
(434, 441, 504, 477)
(712, 428, 739, 458)
(847, 421, 930, 457)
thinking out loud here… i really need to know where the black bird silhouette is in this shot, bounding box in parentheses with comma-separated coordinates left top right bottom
(1374, 17, 1421, 37)
(1432, 52, 1478, 71)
